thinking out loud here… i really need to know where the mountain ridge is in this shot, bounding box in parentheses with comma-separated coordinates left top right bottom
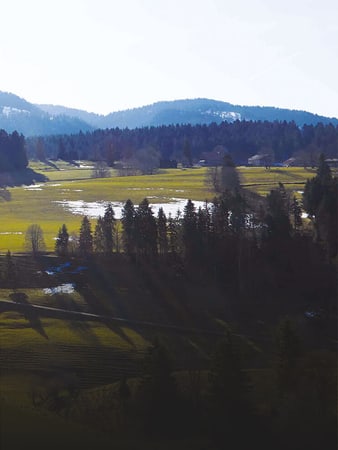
(1, 91, 337, 137)
(0, 92, 93, 136)
(37, 97, 338, 128)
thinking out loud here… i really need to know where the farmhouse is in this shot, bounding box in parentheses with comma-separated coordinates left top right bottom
(200, 146, 228, 166)
(248, 154, 272, 167)
(283, 157, 297, 167)
(325, 158, 338, 168)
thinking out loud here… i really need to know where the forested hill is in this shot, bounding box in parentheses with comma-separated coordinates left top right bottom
(0, 130, 27, 171)
(39, 98, 338, 129)
(0, 92, 93, 137)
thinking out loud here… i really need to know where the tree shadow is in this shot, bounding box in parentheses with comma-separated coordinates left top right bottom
(67, 319, 101, 346)
(76, 282, 137, 348)
(9, 292, 49, 339)
(102, 319, 136, 348)
(0, 187, 11, 201)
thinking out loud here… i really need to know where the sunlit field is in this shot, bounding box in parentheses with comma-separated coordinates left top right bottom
(0, 161, 319, 252)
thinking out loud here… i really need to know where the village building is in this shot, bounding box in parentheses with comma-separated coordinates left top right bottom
(247, 154, 272, 167)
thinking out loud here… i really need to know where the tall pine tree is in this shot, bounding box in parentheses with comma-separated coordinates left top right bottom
(79, 216, 93, 256)
(55, 224, 69, 256)
(121, 199, 136, 255)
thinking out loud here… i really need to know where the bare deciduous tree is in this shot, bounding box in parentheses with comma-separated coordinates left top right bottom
(91, 161, 111, 178)
(25, 224, 46, 255)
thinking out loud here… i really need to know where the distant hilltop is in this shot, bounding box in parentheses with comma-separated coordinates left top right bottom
(1, 91, 337, 137)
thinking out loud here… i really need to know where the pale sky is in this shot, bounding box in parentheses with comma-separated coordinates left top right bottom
(1, 0, 337, 117)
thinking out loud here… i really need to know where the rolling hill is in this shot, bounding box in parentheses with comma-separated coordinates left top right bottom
(38, 98, 338, 129)
(1, 91, 337, 137)
(0, 92, 93, 136)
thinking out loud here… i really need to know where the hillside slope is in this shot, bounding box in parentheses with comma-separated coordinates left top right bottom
(2, 91, 337, 136)
(0, 92, 93, 136)
(39, 98, 338, 129)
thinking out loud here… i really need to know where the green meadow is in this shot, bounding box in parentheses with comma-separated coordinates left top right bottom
(0, 161, 318, 252)
(0, 309, 150, 449)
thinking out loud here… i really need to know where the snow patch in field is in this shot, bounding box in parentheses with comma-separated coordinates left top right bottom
(0, 231, 23, 235)
(24, 184, 43, 190)
(54, 198, 206, 219)
(43, 283, 75, 295)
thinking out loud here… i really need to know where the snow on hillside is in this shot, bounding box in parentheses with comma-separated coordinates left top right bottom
(2, 106, 31, 117)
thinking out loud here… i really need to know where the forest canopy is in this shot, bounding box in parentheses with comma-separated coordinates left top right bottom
(26, 120, 338, 165)
(0, 129, 28, 172)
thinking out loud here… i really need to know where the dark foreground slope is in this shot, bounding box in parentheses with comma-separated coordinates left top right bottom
(0, 249, 336, 450)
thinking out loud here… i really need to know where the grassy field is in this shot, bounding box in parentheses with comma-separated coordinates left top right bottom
(239, 166, 317, 196)
(0, 307, 151, 449)
(0, 161, 320, 253)
(0, 252, 222, 449)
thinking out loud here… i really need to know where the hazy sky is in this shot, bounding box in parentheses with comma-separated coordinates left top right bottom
(1, 0, 337, 117)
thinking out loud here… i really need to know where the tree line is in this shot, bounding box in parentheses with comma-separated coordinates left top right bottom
(26, 120, 338, 166)
(0, 129, 28, 172)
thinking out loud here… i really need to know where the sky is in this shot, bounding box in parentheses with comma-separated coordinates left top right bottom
(1, 0, 337, 117)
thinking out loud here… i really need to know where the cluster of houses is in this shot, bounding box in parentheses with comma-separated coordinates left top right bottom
(198, 147, 338, 168)
(246, 154, 337, 168)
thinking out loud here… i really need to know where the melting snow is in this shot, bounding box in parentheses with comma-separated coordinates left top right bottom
(2, 106, 30, 117)
(0, 231, 23, 235)
(24, 184, 43, 190)
(43, 283, 75, 295)
(54, 198, 207, 219)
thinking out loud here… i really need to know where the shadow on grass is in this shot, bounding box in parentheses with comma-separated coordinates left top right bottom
(76, 283, 136, 348)
(102, 319, 136, 348)
(67, 319, 101, 347)
(9, 292, 49, 340)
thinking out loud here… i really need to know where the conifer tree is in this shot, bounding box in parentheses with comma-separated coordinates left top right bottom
(167, 213, 180, 255)
(102, 202, 116, 254)
(291, 196, 303, 232)
(196, 204, 210, 258)
(55, 224, 69, 256)
(157, 207, 168, 256)
(182, 199, 197, 259)
(303, 154, 337, 257)
(79, 216, 93, 256)
(265, 184, 291, 239)
(211, 195, 230, 237)
(135, 199, 157, 258)
(93, 216, 105, 253)
(121, 199, 136, 255)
